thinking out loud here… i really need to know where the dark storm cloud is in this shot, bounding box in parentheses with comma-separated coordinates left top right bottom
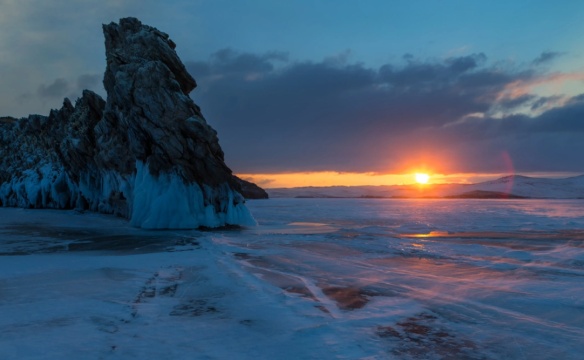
(187, 49, 583, 173)
(532, 51, 564, 65)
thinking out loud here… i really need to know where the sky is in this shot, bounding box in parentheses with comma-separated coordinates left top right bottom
(1, 0, 584, 187)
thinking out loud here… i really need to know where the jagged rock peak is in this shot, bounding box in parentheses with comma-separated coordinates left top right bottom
(0, 17, 260, 229)
(102, 17, 196, 95)
(98, 17, 233, 186)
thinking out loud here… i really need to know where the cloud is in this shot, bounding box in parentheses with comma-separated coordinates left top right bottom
(37, 78, 70, 98)
(379, 53, 488, 87)
(76, 74, 101, 91)
(498, 72, 584, 103)
(530, 95, 568, 112)
(411, 95, 584, 173)
(1, 0, 579, 175)
(532, 51, 564, 65)
(187, 49, 584, 174)
(186, 49, 288, 81)
(34, 73, 102, 102)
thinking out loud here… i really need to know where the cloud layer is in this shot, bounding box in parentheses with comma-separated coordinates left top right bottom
(1, 0, 581, 176)
(187, 50, 584, 174)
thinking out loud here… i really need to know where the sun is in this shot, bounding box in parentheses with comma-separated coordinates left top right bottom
(415, 173, 430, 184)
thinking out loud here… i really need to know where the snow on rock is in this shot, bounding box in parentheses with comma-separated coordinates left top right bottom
(0, 17, 258, 229)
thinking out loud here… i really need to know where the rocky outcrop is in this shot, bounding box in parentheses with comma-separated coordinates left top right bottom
(0, 17, 259, 229)
(235, 176, 269, 199)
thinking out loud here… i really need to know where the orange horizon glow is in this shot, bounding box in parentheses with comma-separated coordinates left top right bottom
(236, 171, 582, 189)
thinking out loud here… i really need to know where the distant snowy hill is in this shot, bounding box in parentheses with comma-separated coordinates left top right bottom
(268, 175, 584, 199)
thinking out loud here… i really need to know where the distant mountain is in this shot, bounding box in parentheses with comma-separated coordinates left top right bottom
(444, 190, 528, 199)
(460, 175, 584, 198)
(267, 175, 584, 199)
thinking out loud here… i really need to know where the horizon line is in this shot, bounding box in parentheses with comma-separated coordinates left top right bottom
(236, 171, 584, 189)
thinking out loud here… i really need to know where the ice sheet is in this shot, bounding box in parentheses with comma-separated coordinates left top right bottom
(0, 199, 583, 359)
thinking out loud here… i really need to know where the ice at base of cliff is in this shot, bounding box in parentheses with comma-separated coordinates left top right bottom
(0, 163, 78, 209)
(130, 161, 256, 229)
(0, 160, 256, 230)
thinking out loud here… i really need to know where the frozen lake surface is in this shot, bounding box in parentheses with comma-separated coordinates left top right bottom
(1, 199, 583, 359)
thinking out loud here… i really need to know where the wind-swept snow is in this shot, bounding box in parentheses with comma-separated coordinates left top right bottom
(1, 199, 583, 359)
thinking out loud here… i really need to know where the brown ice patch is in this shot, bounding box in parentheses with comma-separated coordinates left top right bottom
(376, 312, 480, 359)
(320, 286, 376, 310)
(233, 252, 375, 312)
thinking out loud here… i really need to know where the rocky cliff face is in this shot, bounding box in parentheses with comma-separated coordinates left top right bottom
(0, 17, 258, 229)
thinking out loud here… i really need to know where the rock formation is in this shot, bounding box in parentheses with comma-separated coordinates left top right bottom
(234, 176, 269, 199)
(0, 17, 259, 229)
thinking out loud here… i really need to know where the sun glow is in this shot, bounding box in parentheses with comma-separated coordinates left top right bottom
(236, 171, 567, 188)
(415, 173, 430, 184)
